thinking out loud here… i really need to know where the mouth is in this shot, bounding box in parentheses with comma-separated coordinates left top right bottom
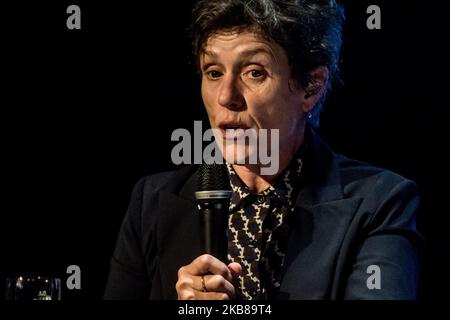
(217, 121, 251, 139)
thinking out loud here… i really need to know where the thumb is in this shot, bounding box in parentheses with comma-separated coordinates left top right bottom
(227, 262, 242, 279)
(228, 262, 242, 299)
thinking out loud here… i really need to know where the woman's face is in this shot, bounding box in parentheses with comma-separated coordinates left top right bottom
(200, 30, 310, 172)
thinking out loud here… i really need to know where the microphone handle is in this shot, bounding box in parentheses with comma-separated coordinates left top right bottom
(200, 202, 228, 263)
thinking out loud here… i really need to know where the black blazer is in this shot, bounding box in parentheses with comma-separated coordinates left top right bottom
(104, 130, 421, 299)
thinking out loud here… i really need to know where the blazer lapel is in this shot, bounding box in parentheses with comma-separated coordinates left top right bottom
(278, 130, 362, 299)
(155, 166, 203, 299)
(278, 198, 361, 299)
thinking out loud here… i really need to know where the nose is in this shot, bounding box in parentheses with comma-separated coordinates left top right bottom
(218, 75, 245, 110)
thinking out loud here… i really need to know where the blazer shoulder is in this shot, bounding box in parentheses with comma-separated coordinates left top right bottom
(124, 171, 177, 223)
(137, 164, 197, 194)
(336, 153, 419, 200)
(335, 153, 421, 243)
(139, 171, 177, 193)
(132, 165, 198, 214)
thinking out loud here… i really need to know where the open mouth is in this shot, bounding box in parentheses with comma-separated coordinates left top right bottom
(218, 122, 251, 139)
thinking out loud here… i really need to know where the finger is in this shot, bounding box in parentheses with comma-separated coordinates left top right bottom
(177, 284, 230, 300)
(227, 263, 242, 299)
(177, 275, 234, 300)
(184, 254, 232, 281)
(203, 274, 236, 299)
(176, 274, 198, 294)
(195, 291, 230, 301)
(227, 262, 242, 279)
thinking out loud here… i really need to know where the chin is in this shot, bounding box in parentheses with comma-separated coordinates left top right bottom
(221, 143, 258, 165)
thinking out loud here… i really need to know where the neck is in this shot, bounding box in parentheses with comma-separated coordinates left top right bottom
(232, 129, 305, 193)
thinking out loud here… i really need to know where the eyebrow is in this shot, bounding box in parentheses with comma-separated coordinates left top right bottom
(202, 47, 275, 61)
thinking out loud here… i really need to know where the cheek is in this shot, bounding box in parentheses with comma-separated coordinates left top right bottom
(251, 88, 302, 134)
(201, 82, 213, 110)
(201, 82, 219, 123)
(247, 83, 291, 126)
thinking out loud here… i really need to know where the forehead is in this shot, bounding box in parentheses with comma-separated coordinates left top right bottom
(201, 30, 283, 62)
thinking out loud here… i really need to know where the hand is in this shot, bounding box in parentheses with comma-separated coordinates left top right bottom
(176, 254, 242, 300)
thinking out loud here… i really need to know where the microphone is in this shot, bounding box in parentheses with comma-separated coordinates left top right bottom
(195, 163, 232, 263)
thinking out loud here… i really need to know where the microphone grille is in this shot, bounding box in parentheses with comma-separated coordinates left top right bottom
(197, 163, 231, 191)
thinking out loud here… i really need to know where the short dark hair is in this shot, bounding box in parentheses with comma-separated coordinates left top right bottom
(191, 0, 345, 127)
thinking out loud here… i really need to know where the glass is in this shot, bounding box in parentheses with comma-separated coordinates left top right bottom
(5, 276, 61, 300)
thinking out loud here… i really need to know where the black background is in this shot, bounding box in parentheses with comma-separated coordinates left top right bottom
(1, 0, 449, 301)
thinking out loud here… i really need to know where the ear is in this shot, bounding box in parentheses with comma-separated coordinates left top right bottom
(301, 66, 329, 113)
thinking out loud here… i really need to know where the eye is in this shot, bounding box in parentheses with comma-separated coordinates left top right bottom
(245, 68, 266, 81)
(206, 70, 223, 79)
(250, 70, 264, 78)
